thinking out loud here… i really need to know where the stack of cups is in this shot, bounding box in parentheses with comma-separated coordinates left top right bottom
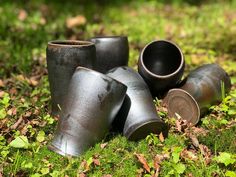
(46, 37, 231, 157)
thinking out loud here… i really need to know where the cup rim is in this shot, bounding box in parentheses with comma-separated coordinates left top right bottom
(48, 40, 94, 48)
(125, 119, 167, 141)
(75, 66, 128, 90)
(90, 35, 127, 40)
(139, 39, 184, 78)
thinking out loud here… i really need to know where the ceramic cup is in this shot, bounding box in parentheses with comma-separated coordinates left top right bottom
(163, 64, 231, 125)
(48, 67, 127, 156)
(107, 66, 168, 141)
(138, 40, 185, 97)
(46, 40, 96, 116)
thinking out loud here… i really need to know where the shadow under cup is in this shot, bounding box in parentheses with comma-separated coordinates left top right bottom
(138, 40, 185, 96)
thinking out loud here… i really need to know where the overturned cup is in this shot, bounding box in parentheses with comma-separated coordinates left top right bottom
(163, 64, 231, 125)
(48, 67, 127, 156)
(107, 66, 168, 141)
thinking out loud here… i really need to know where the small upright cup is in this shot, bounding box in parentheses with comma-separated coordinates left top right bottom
(138, 40, 185, 97)
(46, 40, 96, 116)
(48, 67, 127, 156)
(90, 36, 129, 73)
(163, 64, 231, 125)
(107, 66, 168, 141)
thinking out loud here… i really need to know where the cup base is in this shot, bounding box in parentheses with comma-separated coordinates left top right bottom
(125, 120, 168, 141)
(162, 88, 200, 125)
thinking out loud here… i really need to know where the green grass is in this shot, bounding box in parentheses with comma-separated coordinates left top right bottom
(1, 0, 236, 176)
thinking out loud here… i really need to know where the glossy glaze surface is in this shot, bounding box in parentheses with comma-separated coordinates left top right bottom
(107, 66, 168, 141)
(46, 40, 96, 116)
(138, 40, 184, 97)
(49, 67, 127, 156)
(90, 36, 129, 73)
(163, 64, 231, 125)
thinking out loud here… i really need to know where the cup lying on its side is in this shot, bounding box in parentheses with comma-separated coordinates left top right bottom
(48, 67, 127, 156)
(90, 36, 129, 73)
(163, 64, 231, 125)
(46, 40, 96, 116)
(107, 66, 168, 141)
(138, 40, 185, 97)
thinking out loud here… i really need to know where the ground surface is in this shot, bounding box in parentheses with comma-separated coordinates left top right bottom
(0, 0, 236, 176)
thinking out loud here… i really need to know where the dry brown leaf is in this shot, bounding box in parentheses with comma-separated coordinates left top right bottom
(136, 168, 144, 177)
(7, 107, 17, 116)
(33, 109, 40, 116)
(80, 160, 89, 173)
(175, 119, 182, 132)
(66, 15, 86, 29)
(31, 119, 40, 125)
(134, 153, 150, 173)
(191, 127, 208, 136)
(154, 155, 161, 166)
(16, 74, 26, 82)
(10, 116, 23, 130)
(153, 154, 168, 177)
(190, 134, 200, 148)
(93, 158, 100, 166)
(9, 88, 17, 95)
(153, 153, 169, 166)
(79, 173, 86, 177)
(180, 149, 198, 161)
(20, 124, 29, 135)
(199, 144, 212, 165)
(40, 17, 46, 25)
(159, 132, 164, 143)
(18, 9, 28, 21)
(100, 143, 108, 149)
(0, 91, 6, 98)
(102, 175, 112, 177)
(152, 170, 159, 177)
(153, 161, 160, 176)
(0, 80, 4, 87)
(24, 111, 32, 118)
(29, 77, 39, 86)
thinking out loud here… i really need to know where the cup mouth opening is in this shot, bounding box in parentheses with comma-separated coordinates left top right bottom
(140, 40, 184, 78)
(48, 40, 94, 48)
(75, 67, 128, 90)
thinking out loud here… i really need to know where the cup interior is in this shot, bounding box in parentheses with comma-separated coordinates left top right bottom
(142, 41, 183, 76)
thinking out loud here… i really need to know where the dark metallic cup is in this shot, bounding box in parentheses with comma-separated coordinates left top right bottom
(90, 36, 129, 73)
(163, 64, 231, 125)
(48, 67, 127, 156)
(46, 40, 96, 116)
(107, 66, 168, 141)
(138, 40, 185, 96)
